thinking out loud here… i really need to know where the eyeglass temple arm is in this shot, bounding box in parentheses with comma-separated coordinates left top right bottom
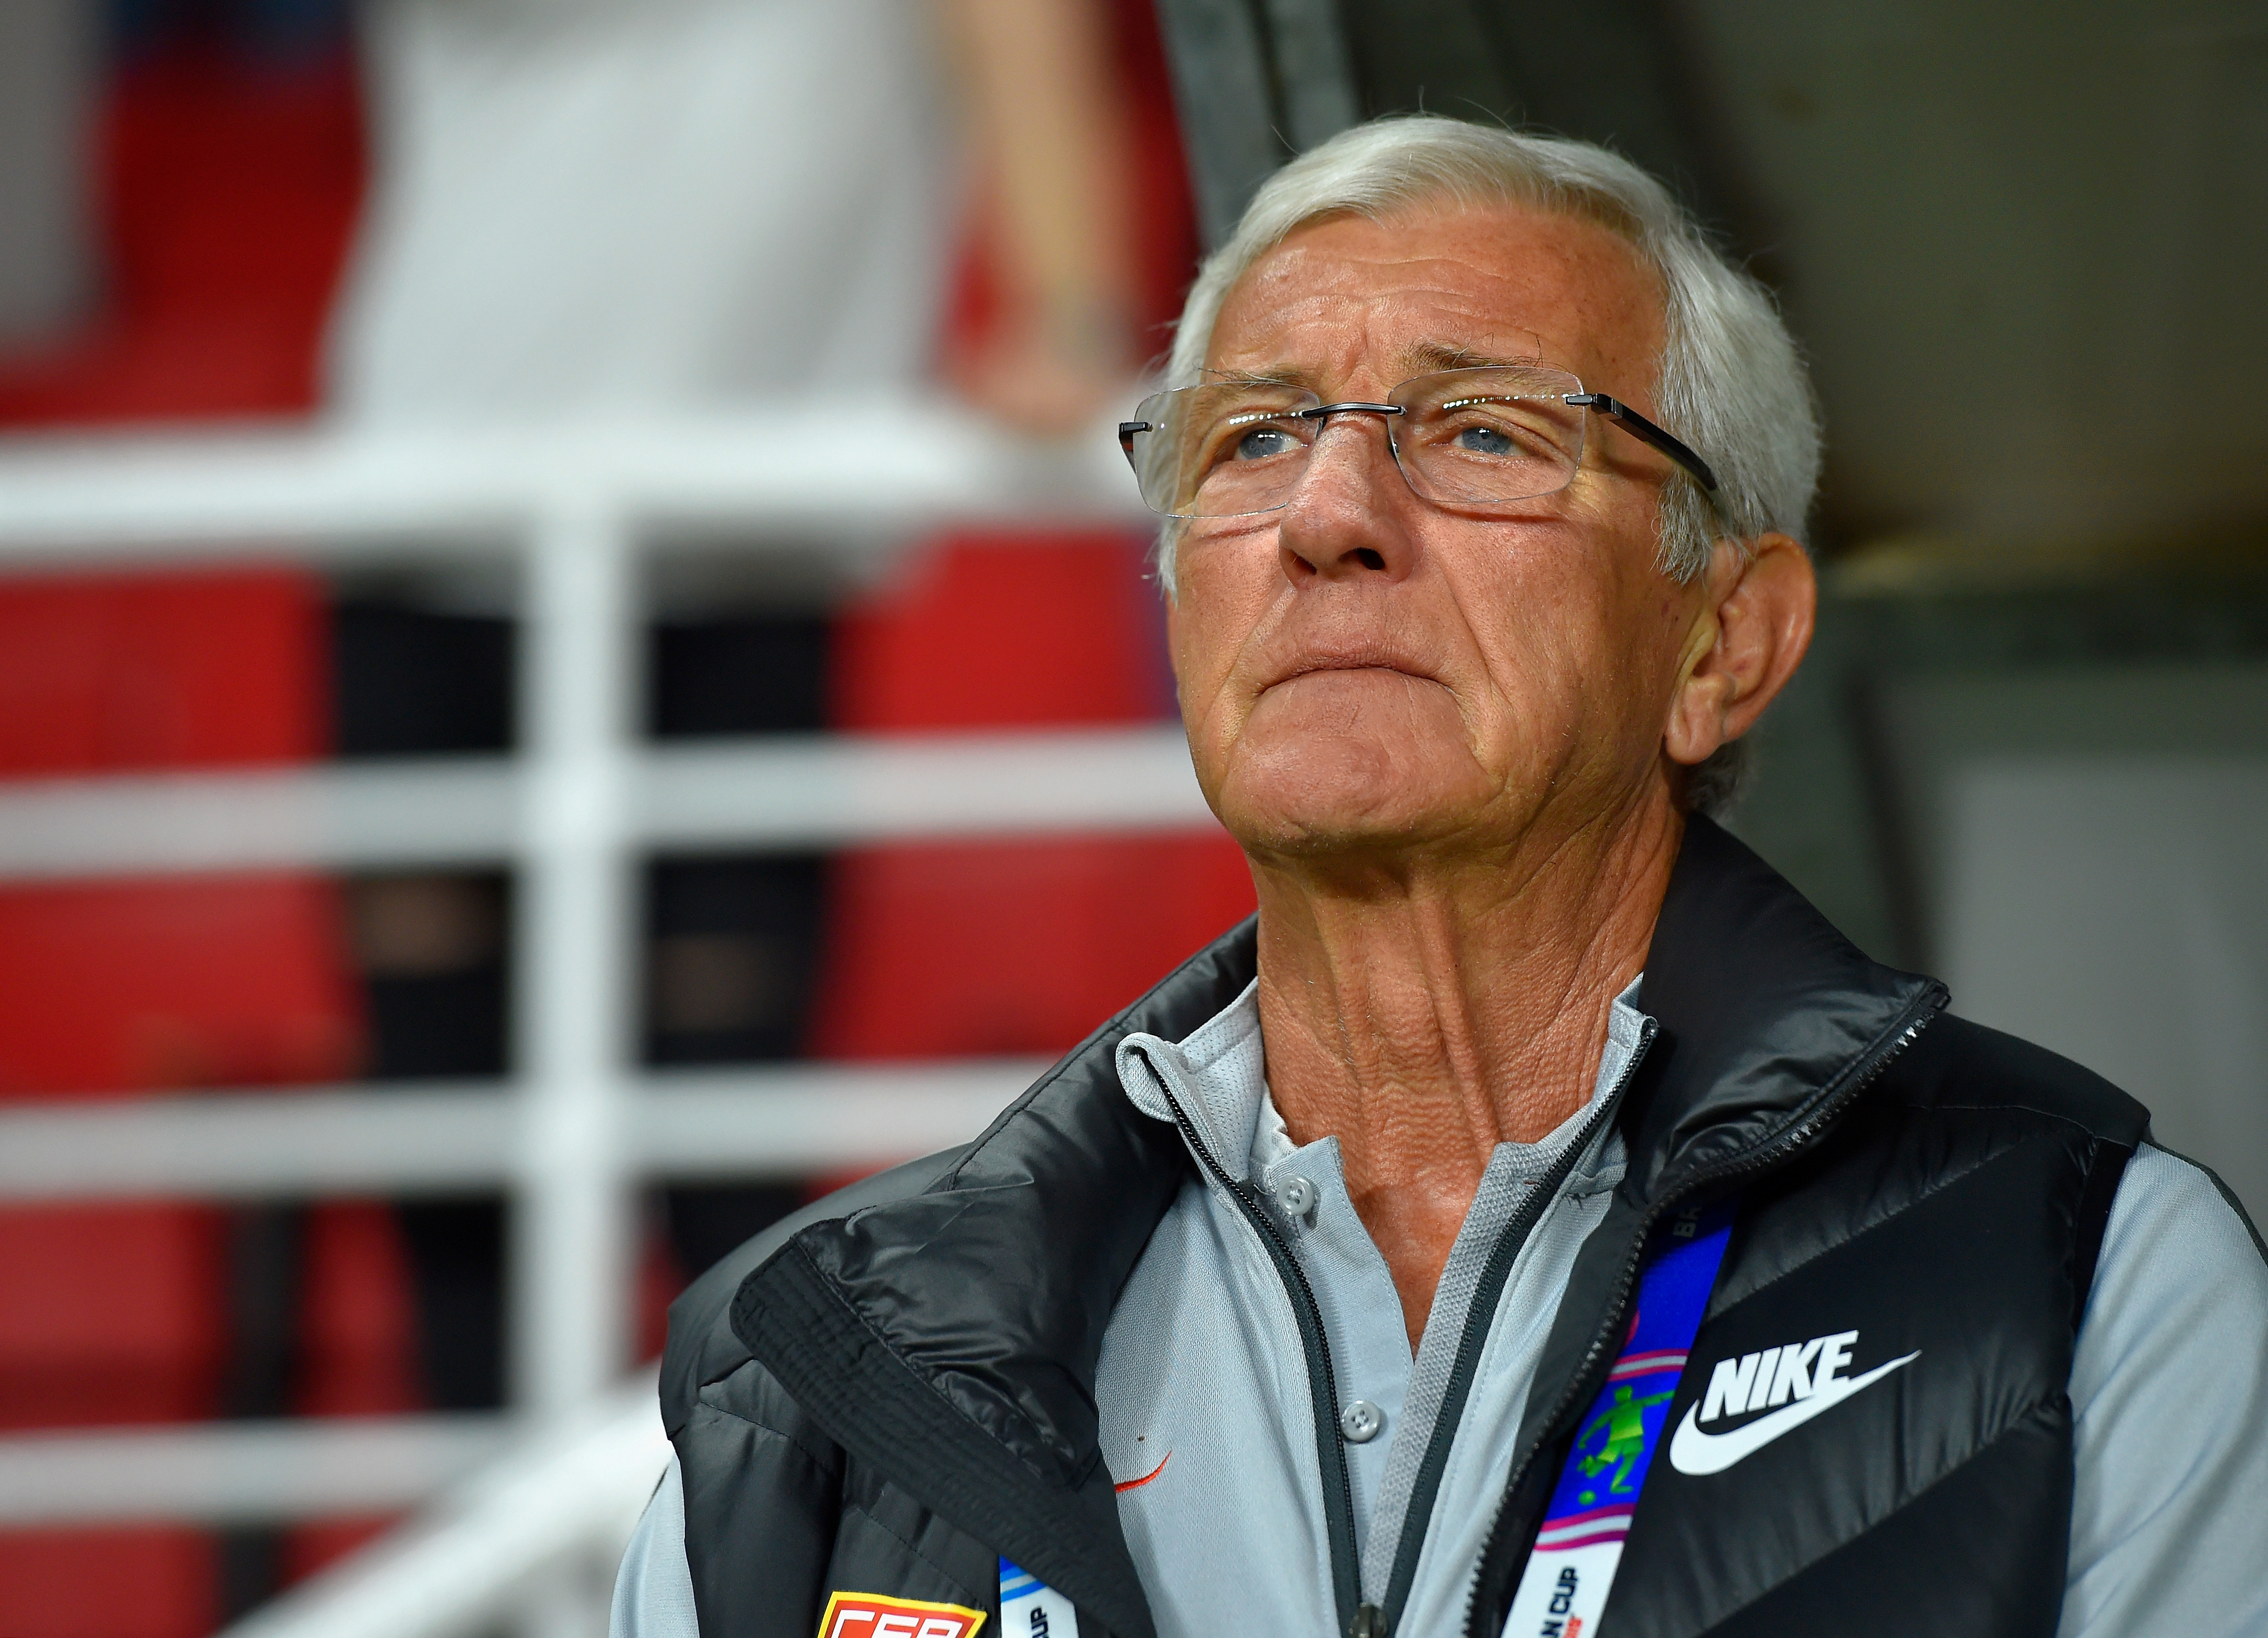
(1566, 393, 1719, 494)
(1117, 421, 1148, 464)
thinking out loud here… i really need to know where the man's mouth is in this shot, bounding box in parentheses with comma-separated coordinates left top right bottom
(1264, 647, 1439, 690)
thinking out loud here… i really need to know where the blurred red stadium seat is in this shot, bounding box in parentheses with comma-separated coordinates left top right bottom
(0, 40, 376, 1629)
(0, 1528, 220, 1638)
(810, 833, 1252, 1063)
(0, 569, 379, 1636)
(0, 48, 361, 427)
(830, 530, 1176, 733)
(816, 530, 1254, 1069)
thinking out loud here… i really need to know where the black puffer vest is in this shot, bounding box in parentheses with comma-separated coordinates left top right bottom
(662, 817, 2147, 1638)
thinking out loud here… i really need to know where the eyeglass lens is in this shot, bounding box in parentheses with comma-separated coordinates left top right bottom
(1125, 366, 1590, 520)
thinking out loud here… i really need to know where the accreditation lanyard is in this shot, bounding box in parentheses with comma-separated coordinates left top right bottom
(999, 1557, 1078, 1637)
(1503, 1199, 1736, 1638)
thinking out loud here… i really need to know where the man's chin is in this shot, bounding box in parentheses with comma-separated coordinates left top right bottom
(1210, 764, 1492, 863)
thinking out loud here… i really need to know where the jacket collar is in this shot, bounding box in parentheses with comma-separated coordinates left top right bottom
(731, 817, 1940, 1637)
(1622, 816, 1943, 1207)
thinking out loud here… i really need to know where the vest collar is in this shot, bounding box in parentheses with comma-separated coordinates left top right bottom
(1621, 816, 1944, 1208)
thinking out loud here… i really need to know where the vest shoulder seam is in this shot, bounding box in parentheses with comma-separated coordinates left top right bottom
(1713, 1130, 2068, 1317)
(1877, 1092, 2141, 1144)
(687, 1379, 844, 1477)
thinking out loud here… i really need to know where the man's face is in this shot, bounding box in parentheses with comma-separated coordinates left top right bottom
(1167, 201, 1711, 870)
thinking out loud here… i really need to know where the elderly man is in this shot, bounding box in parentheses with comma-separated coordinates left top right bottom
(615, 118, 2268, 1638)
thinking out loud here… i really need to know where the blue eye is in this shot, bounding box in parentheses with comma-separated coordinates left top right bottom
(1454, 425, 1516, 456)
(1235, 427, 1296, 460)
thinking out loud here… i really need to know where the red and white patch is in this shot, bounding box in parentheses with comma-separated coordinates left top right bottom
(816, 1591, 988, 1638)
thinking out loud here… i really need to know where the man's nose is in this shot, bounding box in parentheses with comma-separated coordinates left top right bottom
(1275, 413, 1419, 586)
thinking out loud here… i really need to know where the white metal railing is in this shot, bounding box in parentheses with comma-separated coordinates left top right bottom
(0, 728, 1207, 878)
(0, 1414, 513, 1527)
(0, 1063, 1052, 1204)
(0, 403, 1189, 1633)
(221, 1378, 672, 1638)
(0, 403, 1140, 556)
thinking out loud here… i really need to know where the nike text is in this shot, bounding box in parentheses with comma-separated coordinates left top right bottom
(1698, 1331, 1859, 1421)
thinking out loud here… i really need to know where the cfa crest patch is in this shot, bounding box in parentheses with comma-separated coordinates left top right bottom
(815, 1591, 987, 1638)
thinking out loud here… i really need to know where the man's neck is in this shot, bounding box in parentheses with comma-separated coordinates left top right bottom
(1251, 791, 1682, 1347)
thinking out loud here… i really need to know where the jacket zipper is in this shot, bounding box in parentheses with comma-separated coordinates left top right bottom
(1373, 1018, 1660, 1635)
(1458, 986, 1946, 1638)
(1137, 1050, 1365, 1638)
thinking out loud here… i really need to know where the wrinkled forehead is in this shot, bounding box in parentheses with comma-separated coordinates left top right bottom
(1204, 201, 1667, 410)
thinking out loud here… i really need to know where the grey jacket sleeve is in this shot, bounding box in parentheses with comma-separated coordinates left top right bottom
(2058, 1143, 2268, 1637)
(612, 1456, 699, 1638)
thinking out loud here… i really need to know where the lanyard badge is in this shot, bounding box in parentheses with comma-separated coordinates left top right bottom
(1503, 1200, 1736, 1638)
(998, 1559, 1078, 1638)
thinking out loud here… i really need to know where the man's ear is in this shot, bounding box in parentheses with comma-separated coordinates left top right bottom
(1664, 532, 1817, 768)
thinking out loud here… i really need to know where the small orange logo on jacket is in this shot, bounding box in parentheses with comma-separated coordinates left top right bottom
(816, 1590, 988, 1638)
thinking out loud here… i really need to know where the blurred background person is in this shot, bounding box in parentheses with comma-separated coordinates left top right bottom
(0, 2, 1222, 1634)
(331, 0, 1138, 433)
(322, 0, 1150, 1428)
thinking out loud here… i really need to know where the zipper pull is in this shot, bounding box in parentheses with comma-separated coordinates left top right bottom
(1351, 1602, 1389, 1638)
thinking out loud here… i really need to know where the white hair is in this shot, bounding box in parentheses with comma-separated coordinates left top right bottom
(1155, 115, 1822, 812)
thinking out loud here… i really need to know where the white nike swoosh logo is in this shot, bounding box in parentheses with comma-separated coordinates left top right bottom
(1668, 1350, 1921, 1475)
